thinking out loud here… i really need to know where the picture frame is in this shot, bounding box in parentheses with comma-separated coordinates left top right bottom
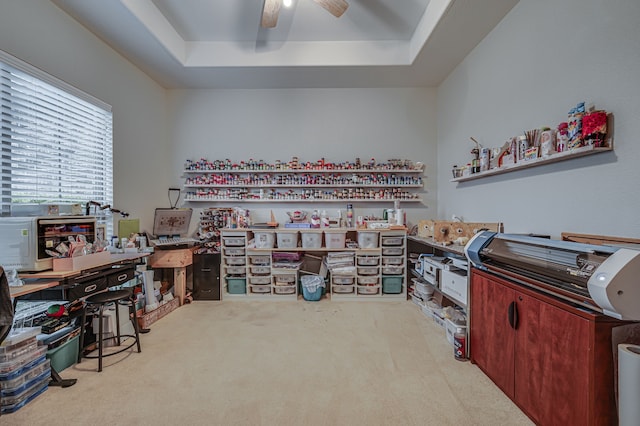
(96, 224, 106, 241)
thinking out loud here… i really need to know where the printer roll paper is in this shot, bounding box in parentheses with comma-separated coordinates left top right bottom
(618, 343, 640, 426)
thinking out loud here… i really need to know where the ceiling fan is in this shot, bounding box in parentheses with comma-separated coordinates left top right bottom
(261, 0, 349, 28)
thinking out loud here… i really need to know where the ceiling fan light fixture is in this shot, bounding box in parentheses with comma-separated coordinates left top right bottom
(283, 0, 293, 8)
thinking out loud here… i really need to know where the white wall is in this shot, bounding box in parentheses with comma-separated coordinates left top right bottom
(437, 0, 640, 238)
(167, 88, 437, 230)
(0, 0, 170, 234)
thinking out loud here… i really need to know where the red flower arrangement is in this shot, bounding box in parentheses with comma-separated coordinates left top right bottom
(582, 110, 608, 146)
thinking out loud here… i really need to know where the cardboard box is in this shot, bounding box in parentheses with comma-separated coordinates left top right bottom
(137, 297, 179, 329)
(53, 251, 111, 271)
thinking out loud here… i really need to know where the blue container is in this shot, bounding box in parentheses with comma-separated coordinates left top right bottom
(301, 275, 325, 301)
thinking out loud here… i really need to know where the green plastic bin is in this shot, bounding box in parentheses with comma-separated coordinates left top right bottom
(226, 277, 246, 294)
(382, 275, 403, 294)
(46, 334, 79, 372)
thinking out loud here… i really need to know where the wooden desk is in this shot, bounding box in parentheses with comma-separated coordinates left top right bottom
(19, 252, 150, 280)
(9, 280, 61, 298)
(149, 248, 194, 305)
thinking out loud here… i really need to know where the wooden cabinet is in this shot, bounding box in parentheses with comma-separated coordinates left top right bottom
(470, 268, 620, 425)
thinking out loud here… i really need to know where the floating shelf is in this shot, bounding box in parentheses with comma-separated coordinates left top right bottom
(451, 145, 613, 183)
(185, 198, 424, 203)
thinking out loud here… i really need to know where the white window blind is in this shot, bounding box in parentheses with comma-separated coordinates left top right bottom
(1, 49, 113, 218)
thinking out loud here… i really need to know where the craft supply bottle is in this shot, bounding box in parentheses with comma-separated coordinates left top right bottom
(320, 210, 329, 228)
(346, 204, 354, 228)
(454, 331, 467, 361)
(311, 209, 321, 228)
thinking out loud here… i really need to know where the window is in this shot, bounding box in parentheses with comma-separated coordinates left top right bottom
(0, 49, 113, 222)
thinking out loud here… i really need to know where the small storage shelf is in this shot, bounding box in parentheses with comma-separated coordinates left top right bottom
(451, 145, 613, 183)
(220, 228, 407, 301)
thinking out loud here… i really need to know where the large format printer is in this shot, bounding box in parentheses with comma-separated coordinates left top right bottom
(465, 231, 640, 321)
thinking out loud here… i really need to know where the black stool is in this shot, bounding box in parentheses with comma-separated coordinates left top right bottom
(78, 289, 141, 372)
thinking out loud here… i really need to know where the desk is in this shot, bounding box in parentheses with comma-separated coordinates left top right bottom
(9, 280, 60, 299)
(11, 252, 149, 388)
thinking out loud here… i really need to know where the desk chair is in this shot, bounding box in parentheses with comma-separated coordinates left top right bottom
(77, 289, 141, 372)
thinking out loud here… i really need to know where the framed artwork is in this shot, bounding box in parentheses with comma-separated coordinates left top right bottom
(96, 224, 106, 241)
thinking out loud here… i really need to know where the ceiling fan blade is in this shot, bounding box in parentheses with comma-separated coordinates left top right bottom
(313, 0, 349, 18)
(261, 0, 282, 28)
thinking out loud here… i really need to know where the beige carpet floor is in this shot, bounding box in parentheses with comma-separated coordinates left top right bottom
(3, 300, 533, 426)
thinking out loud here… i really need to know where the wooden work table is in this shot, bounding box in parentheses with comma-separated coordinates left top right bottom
(149, 247, 196, 305)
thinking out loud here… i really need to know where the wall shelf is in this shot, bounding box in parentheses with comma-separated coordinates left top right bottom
(451, 145, 613, 183)
(183, 157, 425, 204)
(185, 197, 424, 203)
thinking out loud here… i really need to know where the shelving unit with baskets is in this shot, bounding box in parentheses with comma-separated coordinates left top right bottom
(219, 228, 407, 301)
(183, 157, 425, 203)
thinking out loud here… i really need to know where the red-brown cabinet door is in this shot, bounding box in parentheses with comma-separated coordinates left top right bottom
(470, 272, 516, 398)
(514, 292, 591, 425)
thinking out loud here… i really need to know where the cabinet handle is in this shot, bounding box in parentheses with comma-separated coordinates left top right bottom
(201, 268, 212, 272)
(508, 301, 519, 330)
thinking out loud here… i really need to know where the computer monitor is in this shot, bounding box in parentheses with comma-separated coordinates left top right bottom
(152, 208, 193, 238)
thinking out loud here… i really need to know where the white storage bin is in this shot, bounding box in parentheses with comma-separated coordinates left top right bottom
(324, 231, 346, 249)
(357, 256, 379, 266)
(276, 231, 298, 249)
(250, 255, 271, 265)
(332, 275, 355, 285)
(249, 284, 271, 294)
(357, 266, 379, 276)
(382, 257, 403, 265)
(357, 231, 379, 249)
(382, 266, 404, 275)
(357, 284, 380, 295)
(273, 274, 296, 284)
(440, 268, 468, 306)
(357, 276, 379, 285)
(250, 266, 271, 275)
(225, 256, 246, 266)
(382, 247, 403, 256)
(274, 285, 296, 294)
(381, 236, 403, 246)
(223, 236, 246, 247)
(225, 266, 246, 275)
(254, 231, 275, 249)
(300, 231, 322, 249)
(249, 276, 271, 285)
(224, 247, 245, 256)
(332, 284, 354, 293)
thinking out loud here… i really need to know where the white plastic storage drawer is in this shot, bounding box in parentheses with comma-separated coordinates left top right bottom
(440, 268, 468, 306)
(381, 236, 403, 246)
(223, 236, 246, 247)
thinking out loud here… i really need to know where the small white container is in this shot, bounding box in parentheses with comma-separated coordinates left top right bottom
(254, 231, 275, 249)
(276, 231, 298, 249)
(324, 230, 346, 249)
(357, 231, 379, 249)
(300, 231, 322, 249)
